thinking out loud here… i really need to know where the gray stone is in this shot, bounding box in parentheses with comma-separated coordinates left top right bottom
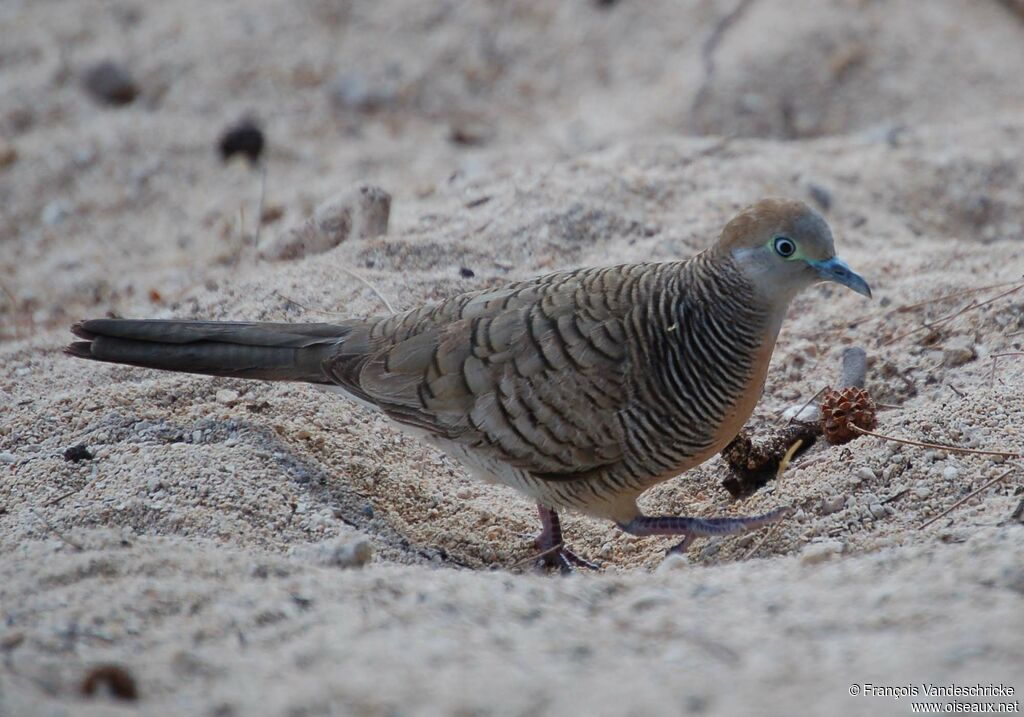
(942, 337, 976, 367)
(82, 60, 139, 105)
(296, 537, 373, 569)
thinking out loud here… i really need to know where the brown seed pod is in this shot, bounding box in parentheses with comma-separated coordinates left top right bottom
(820, 386, 878, 445)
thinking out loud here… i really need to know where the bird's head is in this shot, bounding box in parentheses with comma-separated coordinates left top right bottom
(715, 198, 871, 304)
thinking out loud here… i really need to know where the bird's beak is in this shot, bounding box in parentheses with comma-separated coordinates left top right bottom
(809, 256, 872, 298)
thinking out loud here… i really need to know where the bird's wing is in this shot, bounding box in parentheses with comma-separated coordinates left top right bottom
(323, 267, 646, 478)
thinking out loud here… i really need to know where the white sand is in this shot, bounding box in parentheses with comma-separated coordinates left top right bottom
(2, 1, 1023, 715)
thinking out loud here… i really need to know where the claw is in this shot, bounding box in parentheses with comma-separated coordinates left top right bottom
(532, 541, 600, 573)
(528, 504, 600, 573)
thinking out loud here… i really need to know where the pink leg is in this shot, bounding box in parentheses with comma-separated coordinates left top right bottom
(533, 504, 600, 572)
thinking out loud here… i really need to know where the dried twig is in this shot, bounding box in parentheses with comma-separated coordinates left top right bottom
(338, 265, 396, 314)
(850, 425, 1021, 459)
(44, 466, 99, 508)
(272, 290, 315, 312)
(271, 267, 396, 318)
(919, 467, 1017, 529)
(989, 352, 1024, 386)
(879, 282, 1024, 347)
(882, 488, 910, 505)
(779, 385, 825, 426)
(29, 508, 83, 551)
(741, 527, 773, 561)
(741, 505, 793, 562)
(511, 541, 564, 569)
(840, 279, 1023, 331)
(776, 439, 804, 478)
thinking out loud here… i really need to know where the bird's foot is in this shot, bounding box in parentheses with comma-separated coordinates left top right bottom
(531, 538, 601, 573)
(618, 506, 792, 556)
(529, 503, 600, 573)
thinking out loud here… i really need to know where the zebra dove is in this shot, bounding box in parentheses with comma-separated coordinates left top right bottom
(67, 198, 870, 570)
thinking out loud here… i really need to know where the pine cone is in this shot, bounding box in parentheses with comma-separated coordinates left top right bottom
(820, 386, 878, 445)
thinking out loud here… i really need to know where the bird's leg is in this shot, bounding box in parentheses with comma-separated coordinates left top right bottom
(533, 504, 600, 572)
(618, 506, 791, 555)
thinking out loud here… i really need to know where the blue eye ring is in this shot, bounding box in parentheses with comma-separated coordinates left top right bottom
(773, 236, 796, 258)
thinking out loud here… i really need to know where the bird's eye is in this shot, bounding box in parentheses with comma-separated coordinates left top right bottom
(773, 237, 796, 258)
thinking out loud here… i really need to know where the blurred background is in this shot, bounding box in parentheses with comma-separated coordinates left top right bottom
(2, 0, 1024, 340)
(3, 3, 1024, 716)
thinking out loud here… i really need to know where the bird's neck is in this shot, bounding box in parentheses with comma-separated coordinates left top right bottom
(706, 249, 799, 341)
(688, 250, 776, 330)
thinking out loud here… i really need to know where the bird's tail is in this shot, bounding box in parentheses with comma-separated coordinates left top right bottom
(67, 319, 356, 384)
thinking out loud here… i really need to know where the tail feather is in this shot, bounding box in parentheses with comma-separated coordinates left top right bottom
(67, 319, 356, 384)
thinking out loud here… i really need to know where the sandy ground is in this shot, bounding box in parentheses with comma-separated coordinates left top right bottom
(2, 1, 1024, 715)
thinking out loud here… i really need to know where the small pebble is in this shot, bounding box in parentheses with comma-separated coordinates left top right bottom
(0, 632, 25, 651)
(41, 200, 70, 226)
(297, 537, 373, 569)
(329, 72, 397, 112)
(218, 118, 264, 165)
(215, 389, 240, 406)
(261, 204, 285, 224)
(942, 337, 976, 367)
(781, 402, 819, 423)
(448, 115, 494, 146)
(854, 466, 876, 482)
(0, 452, 17, 464)
(82, 61, 139, 106)
(63, 444, 93, 462)
(914, 486, 932, 499)
(0, 139, 17, 169)
(869, 503, 887, 520)
(819, 494, 846, 515)
(942, 465, 959, 481)
(800, 540, 844, 565)
(459, 267, 476, 278)
(656, 553, 691, 572)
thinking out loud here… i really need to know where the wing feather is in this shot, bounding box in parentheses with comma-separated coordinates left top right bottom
(322, 267, 645, 479)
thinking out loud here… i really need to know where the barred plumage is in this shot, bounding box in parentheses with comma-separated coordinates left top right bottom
(67, 198, 871, 569)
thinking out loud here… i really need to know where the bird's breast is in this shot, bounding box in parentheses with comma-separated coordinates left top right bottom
(703, 330, 777, 453)
(621, 283, 774, 485)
